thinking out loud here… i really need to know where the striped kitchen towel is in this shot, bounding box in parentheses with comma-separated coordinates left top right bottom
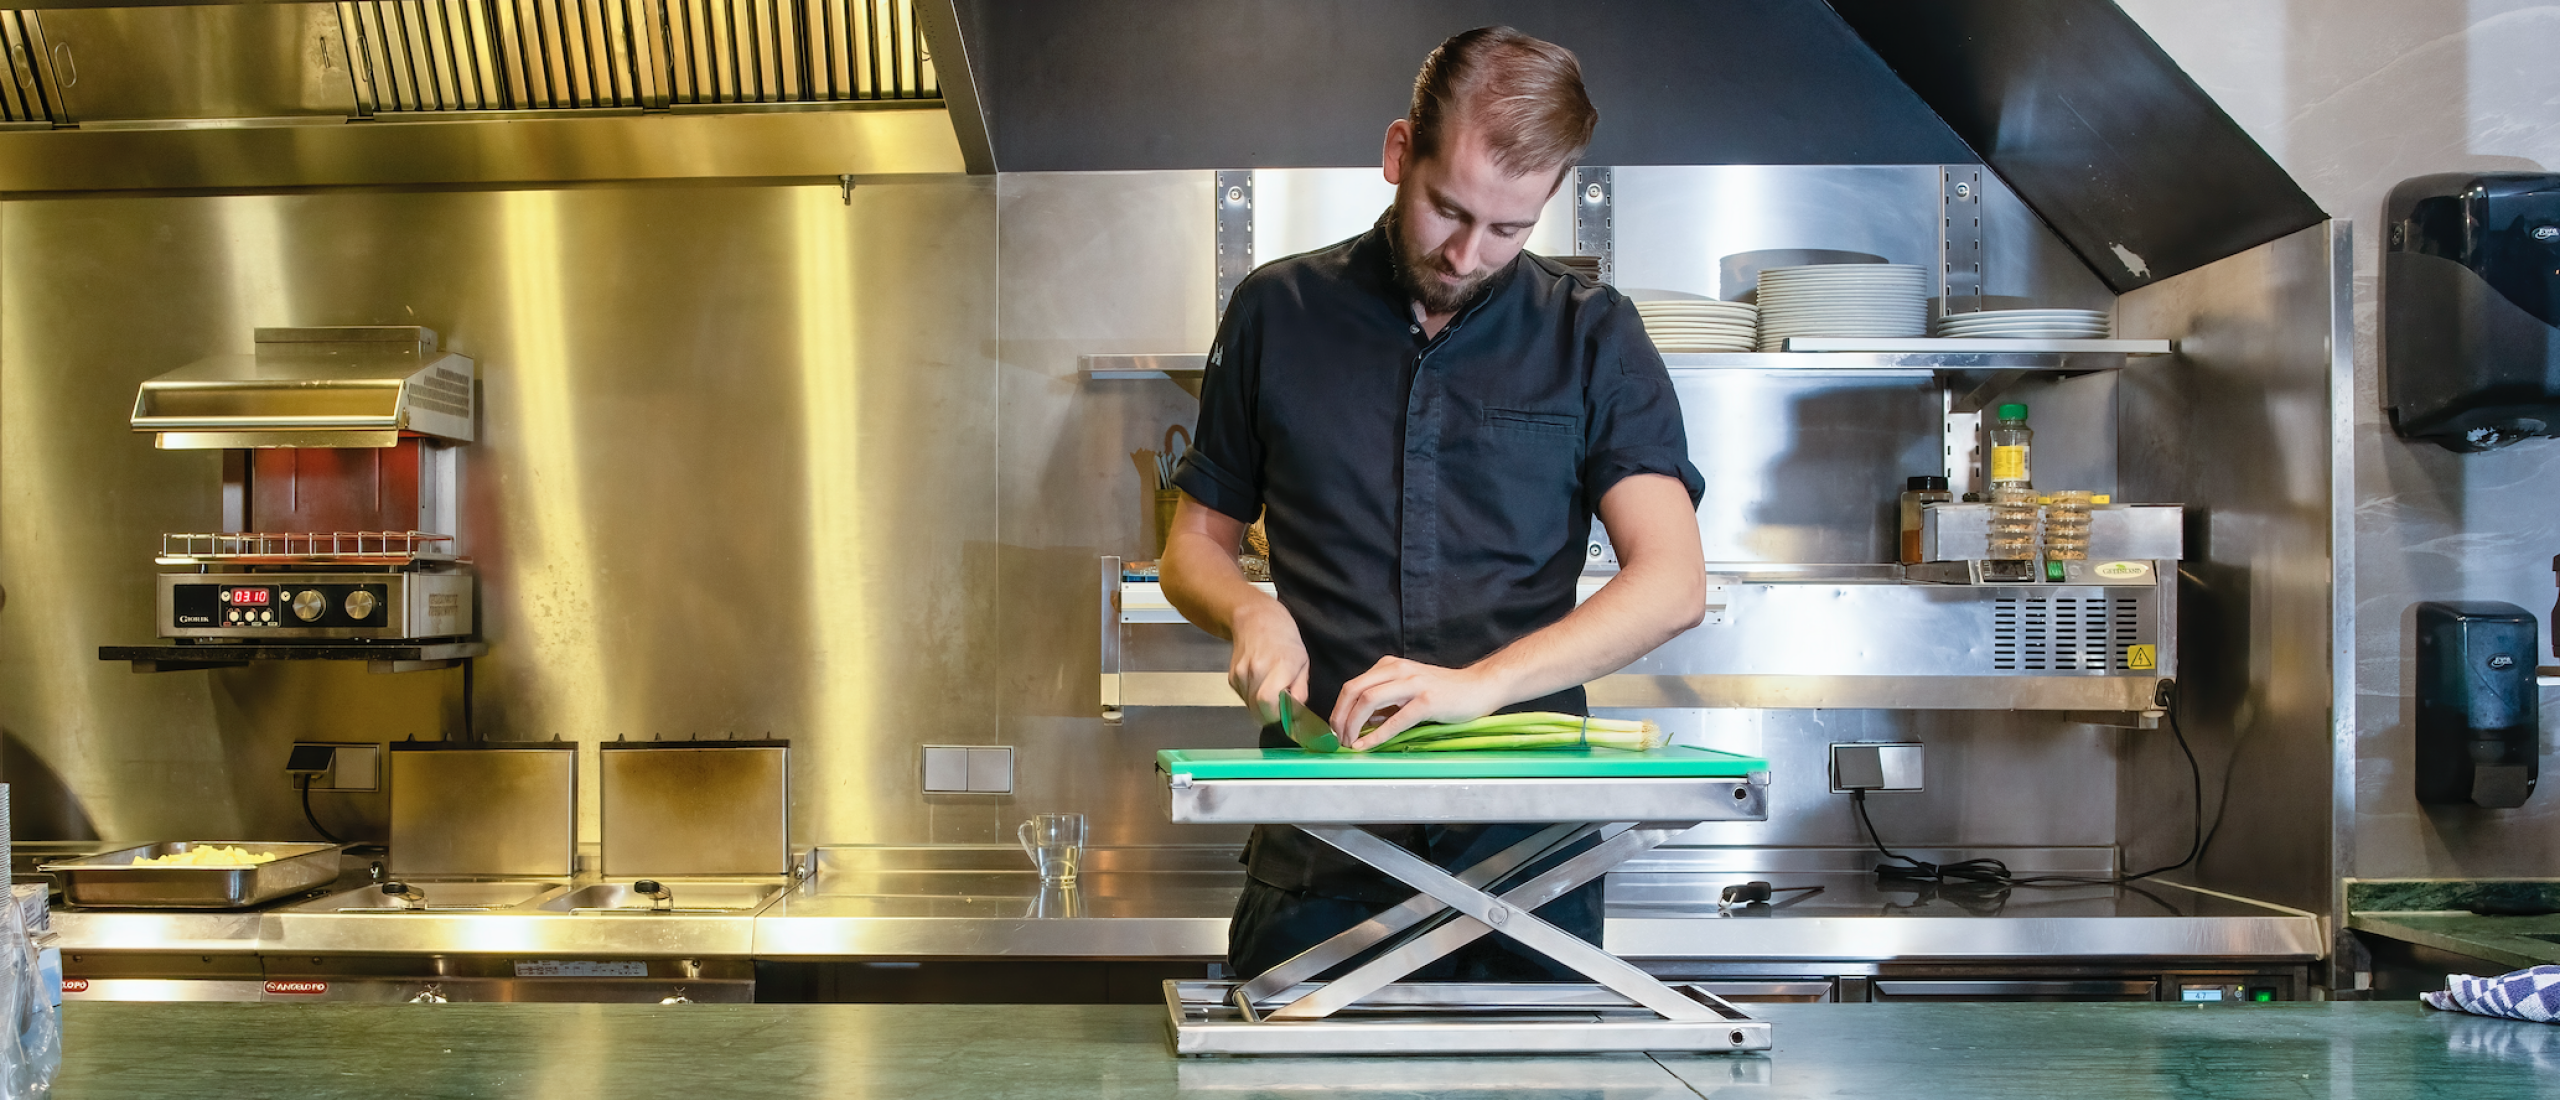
(2423, 965, 2560, 1023)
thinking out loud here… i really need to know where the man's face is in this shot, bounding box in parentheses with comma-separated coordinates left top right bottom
(1384, 120, 1561, 316)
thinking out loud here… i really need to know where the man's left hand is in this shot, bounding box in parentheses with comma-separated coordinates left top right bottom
(1331, 657, 1508, 750)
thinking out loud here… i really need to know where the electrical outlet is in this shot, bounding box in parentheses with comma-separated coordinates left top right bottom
(1830, 742, 1924, 793)
(289, 742, 380, 792)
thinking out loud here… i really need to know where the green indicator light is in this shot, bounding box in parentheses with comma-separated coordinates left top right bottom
(2045, 559, 2065, 582)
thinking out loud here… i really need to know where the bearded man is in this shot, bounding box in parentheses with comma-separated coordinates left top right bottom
(1163, 26, 1708, 980)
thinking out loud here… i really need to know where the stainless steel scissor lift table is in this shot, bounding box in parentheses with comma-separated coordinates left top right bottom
(1157, 746, 1774, 1056)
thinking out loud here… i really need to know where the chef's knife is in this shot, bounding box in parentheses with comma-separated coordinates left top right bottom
(1276, 691, 1342, 754)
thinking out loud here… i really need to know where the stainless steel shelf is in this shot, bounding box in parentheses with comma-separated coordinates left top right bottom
(1080, 354, 1205, 396)
(1103, 670, 2163, 717)
(1085, 345, 2171, 403)
(99, 641, 487, 674)
(1099, 558, 2176, 724)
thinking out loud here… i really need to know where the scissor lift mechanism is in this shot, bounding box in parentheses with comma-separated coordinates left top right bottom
(1158, 750, 1774, 1056)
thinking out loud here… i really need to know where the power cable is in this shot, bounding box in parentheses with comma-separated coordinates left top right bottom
(1856, 680, 2209, 889)
(299, 775, 344, 846)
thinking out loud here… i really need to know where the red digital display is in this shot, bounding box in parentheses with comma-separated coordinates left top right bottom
(227, 587, 270, 606)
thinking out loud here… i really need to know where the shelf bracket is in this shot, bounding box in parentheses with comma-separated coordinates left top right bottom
(1574, 166, 1613, 285)
(1100, 554, 1125, 723)
(1214, 170, 1254, 323)
(1941, 166, 1984, 317)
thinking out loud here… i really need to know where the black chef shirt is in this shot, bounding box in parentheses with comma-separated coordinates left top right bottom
(1172, 220, 1704, 901)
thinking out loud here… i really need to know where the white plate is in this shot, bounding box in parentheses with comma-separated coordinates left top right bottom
(1758, 282, 1928, 293)
(1939, 319, 2110, 329)
(1937, 325, 2111, 337)
(1760, 264, 1929, 278)
(1934, 332, 2113, 341)
(1941, 309, 2109, 320)
(1941, 316, 2108, 328)
(1941, 315, 2108, 325)
(1938, 329, 2112, 338)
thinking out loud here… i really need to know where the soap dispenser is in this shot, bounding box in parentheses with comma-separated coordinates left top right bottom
(2413, 601, 2541, 809)
(2383, 172, 2560, 451)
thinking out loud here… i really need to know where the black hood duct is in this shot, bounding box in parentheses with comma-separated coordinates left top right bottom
(918, 0, 1973, 172)
(1826, 0, 2326, 292)
(918, 0, 2323, 291)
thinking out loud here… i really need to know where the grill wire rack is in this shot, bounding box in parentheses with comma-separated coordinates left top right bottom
(156, 531, 462, 568)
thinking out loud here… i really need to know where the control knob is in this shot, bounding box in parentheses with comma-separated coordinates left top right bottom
(344, 590, 378, 620)
(291, 590, 327, 622)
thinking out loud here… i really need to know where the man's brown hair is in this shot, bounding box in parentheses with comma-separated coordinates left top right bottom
(1408, 26, 1598, 178)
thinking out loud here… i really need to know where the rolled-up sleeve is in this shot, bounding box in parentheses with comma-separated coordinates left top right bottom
(1583, 300, 1705, 508)
(1171, 277, 1266, 523)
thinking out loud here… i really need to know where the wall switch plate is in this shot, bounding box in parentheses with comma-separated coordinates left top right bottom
(1830, 742, 1924, 792)
(923, 745, 1014, 794)
(965, 747, 1013, 794)
(291, 742, 380, 792)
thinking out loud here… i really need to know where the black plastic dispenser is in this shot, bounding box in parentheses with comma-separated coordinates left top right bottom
(2384, 173, 2560, 451)
(2413, 601, 2541, 809)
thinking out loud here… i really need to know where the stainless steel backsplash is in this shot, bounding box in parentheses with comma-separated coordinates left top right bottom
(2, 165, 2200, 860)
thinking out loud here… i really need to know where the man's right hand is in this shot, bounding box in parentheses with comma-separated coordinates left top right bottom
(1160, 493, 1311, 724)
(1229, 600, 1312, 724)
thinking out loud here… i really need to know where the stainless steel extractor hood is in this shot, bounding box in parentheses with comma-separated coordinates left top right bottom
(130, 326, 475, 449)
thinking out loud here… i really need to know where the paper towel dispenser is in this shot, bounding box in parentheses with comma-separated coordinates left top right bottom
(2413, 601, 2540, 809)
(2384, 173, 2560, 451)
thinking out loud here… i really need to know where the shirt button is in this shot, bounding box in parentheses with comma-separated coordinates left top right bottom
(1409, 325, 1421, 334)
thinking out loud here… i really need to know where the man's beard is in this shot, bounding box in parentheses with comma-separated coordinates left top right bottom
(1387, 207, 1496, 316)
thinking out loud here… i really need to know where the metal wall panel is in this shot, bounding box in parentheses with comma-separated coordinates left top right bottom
(2115, 223, 2341, 917)
(0, 179, 999, 847)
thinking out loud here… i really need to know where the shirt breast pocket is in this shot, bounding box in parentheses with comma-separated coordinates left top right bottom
(1481, 407, 1581, 437)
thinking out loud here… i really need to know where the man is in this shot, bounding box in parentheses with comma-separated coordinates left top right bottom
(1162, 27, 1708, 981)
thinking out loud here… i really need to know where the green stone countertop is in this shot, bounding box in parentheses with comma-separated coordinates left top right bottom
(52, 1001, 2560, 1098)
(2350, 912, 2560, 971)
(2348, 878, 2560, 971)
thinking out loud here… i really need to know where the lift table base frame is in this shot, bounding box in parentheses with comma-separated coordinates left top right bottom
(1158, 749, 1772, 1056)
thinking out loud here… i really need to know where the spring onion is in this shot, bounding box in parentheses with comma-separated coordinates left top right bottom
(1363, 712, 1665, 753)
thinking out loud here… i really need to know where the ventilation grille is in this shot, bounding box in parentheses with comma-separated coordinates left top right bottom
(0, 12, 66, 125)
(338, 0, 936, 115)
(411, 366, 477, 419)
(1991, 595, 2144, 672)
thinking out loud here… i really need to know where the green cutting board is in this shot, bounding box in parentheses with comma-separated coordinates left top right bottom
(1157, 745, 1767, 780)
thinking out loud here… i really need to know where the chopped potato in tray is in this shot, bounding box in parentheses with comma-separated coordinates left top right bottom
(132, 845, 278, 867)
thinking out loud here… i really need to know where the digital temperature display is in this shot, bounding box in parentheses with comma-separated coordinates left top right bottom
(225, 587, 270, 606)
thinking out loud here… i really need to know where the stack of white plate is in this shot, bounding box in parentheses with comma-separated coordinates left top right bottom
(1755, 264, 1929, 351)
(1633, 299, 1759, 353)
(1935, 308, 2112, 340)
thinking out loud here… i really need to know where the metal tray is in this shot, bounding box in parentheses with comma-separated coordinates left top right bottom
(40, 841, 342, 908)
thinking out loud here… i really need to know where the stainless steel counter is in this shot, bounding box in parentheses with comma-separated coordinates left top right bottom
(45, 844, 2321, 964)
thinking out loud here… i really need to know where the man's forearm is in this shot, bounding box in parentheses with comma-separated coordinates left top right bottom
(1159, 496, 1282, 643)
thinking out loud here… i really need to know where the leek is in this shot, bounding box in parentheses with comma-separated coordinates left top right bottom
(1362, 711, 1665, 753)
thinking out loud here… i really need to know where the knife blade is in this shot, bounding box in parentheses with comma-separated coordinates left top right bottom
(1277, 691, 1342, 754)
